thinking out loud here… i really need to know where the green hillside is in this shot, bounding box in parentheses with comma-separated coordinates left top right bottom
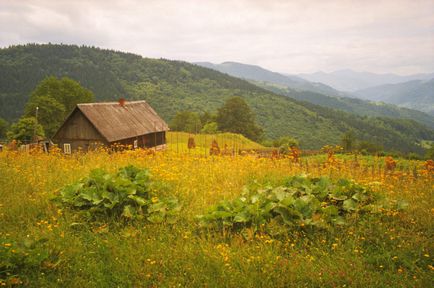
(195, 61, 434, 128)
(354, 79, 434, 116)
(0, 44, 433, 153)
(254, 81, 434, 128)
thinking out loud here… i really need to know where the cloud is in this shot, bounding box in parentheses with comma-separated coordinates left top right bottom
(0, 0, 433, 74)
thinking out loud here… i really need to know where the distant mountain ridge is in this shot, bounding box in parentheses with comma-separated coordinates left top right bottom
(297, 69, 434, 92)
(195, 61, 434, 128)
(253, 81, 434, 128)
(194, 61, 347, 97)
(353, 79, 434, 116)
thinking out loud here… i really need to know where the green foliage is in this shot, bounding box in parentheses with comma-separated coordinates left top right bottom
(170, 111, 202, 133)
(0, 117, 8, 139)
(197, 176, 384, 233)
(24, 95, 65, 137)
(406, 152, 422, 160)
(341, 130, 356, 152)
(353, 79, 434, 116)
(297, 100, 432, 155)
(6, 117, 44, 142)
(272, 136, 299, 148)
(56, 166, 181, 223)
(1, 237, 55, 282)
(272, 136, 299, 154)
(199, 111, 216, 125)
(26, 76, 94, 116)
(426, 144, 434, 160)
(216, 97, 263, 141)
(201, 122, 219, 134)
(260, 139, 274, 147)
(256, 80, 434, 129)
(357, 141, 384, 155)
(24, 76, 94, 137)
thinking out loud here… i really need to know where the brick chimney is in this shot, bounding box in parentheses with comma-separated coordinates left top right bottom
(118, 98, 126, 107)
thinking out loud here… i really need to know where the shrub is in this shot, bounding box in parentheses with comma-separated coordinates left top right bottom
(197, 176, 385, 233)
(201, 122, 219, 134)
(55, 165, 181, 223)
(272, 136, 299, 154)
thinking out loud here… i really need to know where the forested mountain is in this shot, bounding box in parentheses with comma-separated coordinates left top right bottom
(195, 61, 434, 128)
(0, 44, 433, 153)
(195, 61, 347, 97)
(254, 81, 434, 128)
(353, 79, 434, 116)
(298, 69, 434, 92)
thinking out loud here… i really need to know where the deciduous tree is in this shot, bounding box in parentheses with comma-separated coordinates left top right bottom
(24, 76, 94, 137)
(216, 97, 263, 141)
(6, 117, 44, 143)
(24, 96, 65, 137)
(170, 111, 202, 133)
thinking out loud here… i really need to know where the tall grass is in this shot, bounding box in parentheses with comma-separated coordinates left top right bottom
(0, 146, 432, 287)
(166, 132, 264, 154)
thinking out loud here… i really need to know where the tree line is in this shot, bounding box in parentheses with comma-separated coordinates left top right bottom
(170, 96, 263, 141)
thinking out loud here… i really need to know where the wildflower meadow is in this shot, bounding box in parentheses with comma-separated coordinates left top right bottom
(0, 133, 433, 287)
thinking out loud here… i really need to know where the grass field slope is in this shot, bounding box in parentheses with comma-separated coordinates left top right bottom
(0, 147, 432, 287)
(166, 132, 264, 153)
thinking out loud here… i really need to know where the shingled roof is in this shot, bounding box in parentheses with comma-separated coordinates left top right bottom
(75, 100, 168, 142)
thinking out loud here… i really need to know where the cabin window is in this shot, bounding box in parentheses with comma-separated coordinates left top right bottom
(64, 143, 71, 154)
(133, 140, 138, 149)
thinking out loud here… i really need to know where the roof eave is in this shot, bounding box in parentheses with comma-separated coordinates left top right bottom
(106, 129, 168, 143)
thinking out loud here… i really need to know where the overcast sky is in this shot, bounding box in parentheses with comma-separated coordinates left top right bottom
(1, 0, 433, 75)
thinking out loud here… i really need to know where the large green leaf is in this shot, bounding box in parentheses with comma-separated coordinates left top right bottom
(234, 212, 250, 223)
(322, 205, 339, 216)
(330, 194, 348, 201)
(271, 186, 288, 201)
(212, 210, 233, 219)
(60, 183, 83, 202)
(343, 199, 357, 211)
(122, 205, 136, 218)
(263, 201, 277, 213)
(79, 187, 101, 203)
(147, 212, 165, 223)
(148, 202, 167, 213)
(274, 206, 302, 225)
(128, 195, 147, 206)
(280, 196, 295, 207)
(332, 216, 346, 225)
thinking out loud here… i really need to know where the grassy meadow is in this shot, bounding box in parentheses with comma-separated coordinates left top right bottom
(0, 133, 433, 287)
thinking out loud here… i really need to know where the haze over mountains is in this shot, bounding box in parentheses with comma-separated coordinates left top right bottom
(195, 61, 434, 123)
(297, 70, 434, 92)
(195, 62, 347, 98)
(297, 69, 434, 115)
(353, 79, 434, 116)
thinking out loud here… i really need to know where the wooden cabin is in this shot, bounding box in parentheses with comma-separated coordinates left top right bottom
(53, 100, 168, 153)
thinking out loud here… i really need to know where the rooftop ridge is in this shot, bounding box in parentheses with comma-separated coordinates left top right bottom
(77, 100, 147, 106)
